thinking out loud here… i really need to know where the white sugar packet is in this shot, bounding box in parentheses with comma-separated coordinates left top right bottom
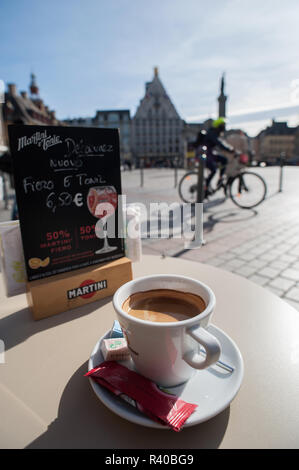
(0, 221, 27, 296)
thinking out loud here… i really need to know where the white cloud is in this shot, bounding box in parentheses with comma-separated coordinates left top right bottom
(3, 0, 299, 125)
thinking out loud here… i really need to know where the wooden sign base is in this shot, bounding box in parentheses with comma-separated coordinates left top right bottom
(26, 257, 132, 320)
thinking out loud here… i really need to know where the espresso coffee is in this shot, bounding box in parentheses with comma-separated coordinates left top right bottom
(122, 289, 206, 323)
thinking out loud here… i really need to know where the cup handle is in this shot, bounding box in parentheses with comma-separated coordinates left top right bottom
(183, 325, 221, 370)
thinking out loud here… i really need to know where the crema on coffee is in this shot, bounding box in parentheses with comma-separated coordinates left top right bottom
(122, 289, 206, 323)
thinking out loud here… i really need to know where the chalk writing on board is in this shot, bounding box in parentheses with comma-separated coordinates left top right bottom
(48, 138, 115, 171)
(46, 191, 84, 213)
(23, 172, 107, 213)
(64, 138, 114, 158)
(9, 125, 124, 282)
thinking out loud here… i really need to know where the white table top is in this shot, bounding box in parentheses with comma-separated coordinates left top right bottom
(0, 255, 299, 449)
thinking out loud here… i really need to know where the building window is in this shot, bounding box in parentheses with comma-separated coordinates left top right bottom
(108, 113, 118, 122)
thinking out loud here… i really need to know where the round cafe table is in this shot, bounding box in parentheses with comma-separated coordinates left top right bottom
(0, 255, 299, 449)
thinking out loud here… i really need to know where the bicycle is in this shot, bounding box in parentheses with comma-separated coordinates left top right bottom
(178, 152, 267, 209)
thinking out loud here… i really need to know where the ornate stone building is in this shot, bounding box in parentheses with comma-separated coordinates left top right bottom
(0, 74, 64, 178)
(226, 129, 250, 154)
(2, 74, 63, 149)
(131, 68, 185, 166)
(254, 120, 297, 164)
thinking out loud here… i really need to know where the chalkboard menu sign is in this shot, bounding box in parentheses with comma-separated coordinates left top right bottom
(9, 125, 125, 282)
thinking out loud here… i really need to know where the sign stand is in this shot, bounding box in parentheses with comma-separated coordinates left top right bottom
(26, 256, 132, 320)
(8, 125, 132, 320)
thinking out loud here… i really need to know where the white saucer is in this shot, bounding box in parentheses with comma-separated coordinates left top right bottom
(88, 325, 244, 430)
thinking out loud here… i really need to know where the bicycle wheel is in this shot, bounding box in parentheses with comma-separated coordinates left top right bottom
(229, 171, 267, 209)
(178, 171, 198, 203)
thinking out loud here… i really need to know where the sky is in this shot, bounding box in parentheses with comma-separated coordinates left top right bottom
(1, 0, 299, 136)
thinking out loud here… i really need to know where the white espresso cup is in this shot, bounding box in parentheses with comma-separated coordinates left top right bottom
(113, 274, 221, 387)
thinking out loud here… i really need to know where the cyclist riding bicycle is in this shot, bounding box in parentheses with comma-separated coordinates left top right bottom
(195, 117, 235, 195)
(179, 120, 267, 208)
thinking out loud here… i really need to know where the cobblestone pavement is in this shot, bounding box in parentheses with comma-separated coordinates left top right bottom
(1, 166, 298, 311)
(122, 166, 299, 312)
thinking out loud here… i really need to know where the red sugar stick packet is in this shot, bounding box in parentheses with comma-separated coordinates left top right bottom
(85, 361, 197, 432)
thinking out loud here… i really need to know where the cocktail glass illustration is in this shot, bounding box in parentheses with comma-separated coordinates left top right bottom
(87, 185, 118, 254)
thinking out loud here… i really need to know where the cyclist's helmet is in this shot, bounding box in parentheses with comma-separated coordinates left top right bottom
(212, 117, 227, 131)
